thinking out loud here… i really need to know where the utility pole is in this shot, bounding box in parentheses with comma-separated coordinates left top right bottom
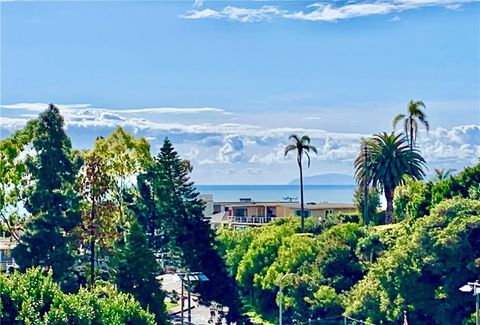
(187, 273, 192, 325)
(363, 145, 369, 225)
(180, 276, 184, 325)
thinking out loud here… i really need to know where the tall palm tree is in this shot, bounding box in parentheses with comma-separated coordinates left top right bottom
(284, 134, 317, 232)
(354, 132, 426, 224)
(393, 100, 429, 150)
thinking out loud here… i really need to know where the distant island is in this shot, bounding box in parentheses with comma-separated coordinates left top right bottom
(288, 173, 355, 185)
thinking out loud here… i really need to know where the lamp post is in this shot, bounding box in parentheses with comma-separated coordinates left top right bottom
(363, 145, 369, 225)
(459, 281, 480, 325)
(278, 273, 294, 325)
(177, 271, 209, 325)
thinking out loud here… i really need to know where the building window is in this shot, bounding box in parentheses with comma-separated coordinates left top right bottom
(295, 210, 311, 217)
(234, 208, 247, 217)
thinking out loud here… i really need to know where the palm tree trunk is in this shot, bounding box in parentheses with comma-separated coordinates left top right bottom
(409, 117, 414, 151)
(384, 188, 394, 224)
(298, 156, 305, 233)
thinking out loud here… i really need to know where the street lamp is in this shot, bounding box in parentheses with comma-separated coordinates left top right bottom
(177, 271, 209, 325)
(459, 281, 480, 325)
(278, 273, 294, 325)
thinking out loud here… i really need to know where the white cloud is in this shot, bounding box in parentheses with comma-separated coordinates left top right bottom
(0, 103, 228, 116)
(286, 1, 477, 22)
(180, 0, 477, 23)
(181, 5, 284, 23)
(1, 102, 478, 184)
(245, 168, 263, 175)
(218, 134, 246, 163)
(193, 0, 203, 8)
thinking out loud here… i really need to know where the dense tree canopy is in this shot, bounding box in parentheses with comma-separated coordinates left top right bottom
(1, 104, 478, 325)
(12, 104, 82, 290)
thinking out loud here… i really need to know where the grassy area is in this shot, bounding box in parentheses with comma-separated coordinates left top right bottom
(165, 300, 179, 311)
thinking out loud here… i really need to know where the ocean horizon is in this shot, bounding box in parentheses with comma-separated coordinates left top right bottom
(195, 184, 356, 203)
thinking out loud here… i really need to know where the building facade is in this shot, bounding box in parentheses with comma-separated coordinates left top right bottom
(206, 198, 355, 230)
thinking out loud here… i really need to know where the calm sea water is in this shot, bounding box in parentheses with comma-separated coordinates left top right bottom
(194, 185, 355, 203)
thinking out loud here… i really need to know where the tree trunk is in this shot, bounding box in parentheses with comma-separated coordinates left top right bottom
(384, 188, 394, 224)
(298, 156, 305, 233)
(409, 117, 414, 151)
(90, 199, 96, 288)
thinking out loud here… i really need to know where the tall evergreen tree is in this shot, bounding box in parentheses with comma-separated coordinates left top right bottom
(135, 139, 242, 321)
(12, 104, 81, 288)
(114, 220, 167, 324)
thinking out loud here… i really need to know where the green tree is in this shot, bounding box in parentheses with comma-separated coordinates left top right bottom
(135, 138, 242, 321)
(345, 198, 480, 324)
(0, 267, 156, 324)
(393, 100, 430, 150)
(114, 220, 167, 324)
(0, 120, 38, 239)
(353, 186, 381, 225)
(12, 104, 82, 289)
(77, 145, 117, 287)
(284, 134, 317, 233)
(94, 128, 151, 222)
(355, 132, 426, 223)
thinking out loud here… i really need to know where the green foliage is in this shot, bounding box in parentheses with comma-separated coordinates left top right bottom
(355, 132, 427, 223)
(0, 267, 155, 324)
(12, 104, 82, 289)
(93, 128, 151, 222)
(353, 186, 382, 225)
(134, 138, 241, 321)
(0, 119, 38, 238)
(393, 161, 480, 221)
(113, 221, 168, 324)
(393, 176, 430, 221)
(344, 198, 480, 324)
(217, 219, 366, 323)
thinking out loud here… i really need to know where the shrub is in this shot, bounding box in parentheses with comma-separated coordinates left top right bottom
(0, 268, 156, 324)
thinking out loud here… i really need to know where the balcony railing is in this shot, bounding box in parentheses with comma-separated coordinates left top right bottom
(0, 258, 15, 272)
(229, 216, 275, 224)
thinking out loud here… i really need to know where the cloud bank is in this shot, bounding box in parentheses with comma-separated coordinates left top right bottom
(181, 0, 478, 23)
(1, 102, 478, 184)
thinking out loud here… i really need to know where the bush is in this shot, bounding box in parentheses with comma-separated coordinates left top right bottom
(0, 268, 156, 324)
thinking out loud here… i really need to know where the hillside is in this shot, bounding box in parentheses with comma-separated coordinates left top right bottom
(288, 173, 355, 185)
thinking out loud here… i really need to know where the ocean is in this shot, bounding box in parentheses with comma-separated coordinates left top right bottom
(194, 185, 356, 203)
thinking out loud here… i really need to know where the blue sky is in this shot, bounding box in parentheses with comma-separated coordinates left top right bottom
(1, 0, 479, 184)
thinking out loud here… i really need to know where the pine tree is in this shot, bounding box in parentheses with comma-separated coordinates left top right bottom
(12, 104, 81, 288)
(135, 139, 242, 321)
(114, 220, 167, 324)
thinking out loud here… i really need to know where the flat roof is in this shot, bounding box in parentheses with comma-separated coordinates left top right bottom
(214, 201, 354, 209)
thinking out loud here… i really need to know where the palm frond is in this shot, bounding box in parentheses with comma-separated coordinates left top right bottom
(306, 145, 318, 154)
(289, 134, 301, 143)
(301, 135, 311, 144)
(392, 114, 405, 129)
(305, 151, 311, 168)
(284, 144, 297, 157)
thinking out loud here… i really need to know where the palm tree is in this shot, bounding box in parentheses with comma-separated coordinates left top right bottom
(284, 134, 317, 232)
(393, 100, 429, 150)
(354, 132, 426, 224)
(433, 168, 455, 180)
